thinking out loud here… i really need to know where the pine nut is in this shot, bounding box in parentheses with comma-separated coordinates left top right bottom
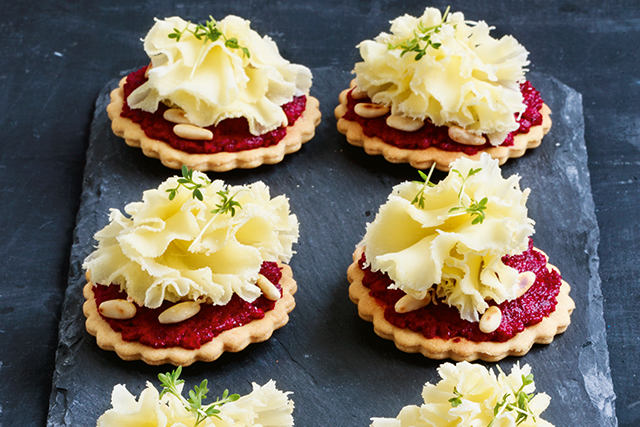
(386, 114, 425, 132)
(394, 293, 431, 313)
(163, 108, 191, 124)
(99, 299, 137, 320)
(158, 301, 201, 324)
(354, 103, 390, 119)
(447, 125, 486, 146)
(479, 306, 502, 333)
(351, 87, 369, 100)
(515, 271, 537, 298)
(257, 274, 281, 301)
(173, 124, 213, 141)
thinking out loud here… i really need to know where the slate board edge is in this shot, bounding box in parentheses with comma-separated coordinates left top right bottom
(45, 69, 618, 427)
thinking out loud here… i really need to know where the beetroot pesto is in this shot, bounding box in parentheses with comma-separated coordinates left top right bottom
(120, 67, 307, 154)
(343, 81, 544, 155)
(359, 239, 561, 343)
(93, 262, 283, 349)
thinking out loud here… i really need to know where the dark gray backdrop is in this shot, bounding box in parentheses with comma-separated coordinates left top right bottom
(0, 1, 638, 426)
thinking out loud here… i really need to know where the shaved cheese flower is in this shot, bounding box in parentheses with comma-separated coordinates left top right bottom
(83, 172, 299, 308)
(128, 15, 313, 135)
(361, 153, 534, 322)
(354, 7, 529, 145)
(371, 362, 554, 427)
(97, 380, 294, 427)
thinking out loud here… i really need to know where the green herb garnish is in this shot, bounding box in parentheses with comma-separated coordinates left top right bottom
(388, 6, 451, 60)
(448, 386, 463, 408)
(211, 188, 242, 217)
(158, 366, 240, 427)
(166, 166, 242, 217)
(169, 15, 250, 58)
(167, 165, 212, 201)
(487, 373, 536, 427)
(411, 163, 437, 209)
(448, 167, 488, 224)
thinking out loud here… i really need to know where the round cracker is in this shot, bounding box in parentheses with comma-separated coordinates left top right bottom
(83, 263, 297, 366)
(335, 80, 552, 172)
(107, 77, 321, 172)
(347, 246, 574, 362)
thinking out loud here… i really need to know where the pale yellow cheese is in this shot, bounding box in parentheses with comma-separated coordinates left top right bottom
(83, 172, 299, 308)
(370, 362, 554, 427)
(97, 380, 294, 427)
(128, 16, 312, 135)
(354, 7, 529, 145)
(361, 153, 534, 322)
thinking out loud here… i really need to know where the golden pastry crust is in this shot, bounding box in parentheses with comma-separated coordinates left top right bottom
(107, 76, 322, 172)
(83, 263, 297, 366)
(347, 246, 574, 362)
(335, 81, 552, 172)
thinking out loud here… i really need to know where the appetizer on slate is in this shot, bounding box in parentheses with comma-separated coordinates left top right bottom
(348, 154, 574, 361)
(83, 168, 299, 365)
(370, 362, 555, 427)
(108, 15, 321, 171)
(335, 7, 551, 171)
(97, 367, 294, 427)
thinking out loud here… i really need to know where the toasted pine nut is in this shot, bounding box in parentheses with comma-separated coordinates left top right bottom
(394, 293, 431, 313)
(479, 306, 502, 333)
(351, 87, 369, 100)
(515, 271, 537, 298)
(257, 274, 281, 301)
(447, 125, 486, 146)
(354, 103, 390, 119)
(158, 301, 201, 324)
(163, 108, 191, 124)
(99, 299, 137, 320)
(386, 114, 425, 132)
(173, 124, 213, 141)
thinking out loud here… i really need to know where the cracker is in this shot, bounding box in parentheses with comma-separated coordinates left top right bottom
(83, 263, 297, 366)
(107, 77, 321, 172)
(347, 246, 574, 362)
(335, 81, 552, 172)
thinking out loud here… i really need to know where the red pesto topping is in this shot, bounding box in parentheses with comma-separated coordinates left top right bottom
(359, 239, 561, 343)
(93, 262, 283, 349)
(120, 66, 307, 154)
(343, 81, 544, 155)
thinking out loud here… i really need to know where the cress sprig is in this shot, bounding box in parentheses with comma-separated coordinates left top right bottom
(487, 373, 537, 427)
(411, 163, 437, 209)
(169, 15, 251, 58)
(167, 165, 212, 201)
(211, 189, 242, 217)
(447, 373, 537, 426)
(158, 366, 240, 427)
(388, 5, 451, 60)
(448, 167, 488, 225)
(166, 166, 243, 217)
(448, 386, 463, 408)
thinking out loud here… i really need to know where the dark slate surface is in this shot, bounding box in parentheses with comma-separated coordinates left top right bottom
(46, 68, 614, 426)
(2, 1, 640, 426)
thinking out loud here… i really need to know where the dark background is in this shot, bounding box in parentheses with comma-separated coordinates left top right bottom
(0, 0, 637, 426)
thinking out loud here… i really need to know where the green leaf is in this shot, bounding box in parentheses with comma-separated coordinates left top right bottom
(166, 16, 250, 58)
(448, 386, 463, 407)
(387, 6, 450, 60)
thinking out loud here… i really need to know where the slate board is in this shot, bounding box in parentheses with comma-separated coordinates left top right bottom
(47, 68, 617, 426)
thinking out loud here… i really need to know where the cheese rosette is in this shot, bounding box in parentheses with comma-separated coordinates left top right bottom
(97, 380, 294, 427)
(127, 15, 313, 135)
(361, 153, 534, 322)
(370, 362, 553, 427)
(83, 172, 299, 309)
(354, 7, 530, 145)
